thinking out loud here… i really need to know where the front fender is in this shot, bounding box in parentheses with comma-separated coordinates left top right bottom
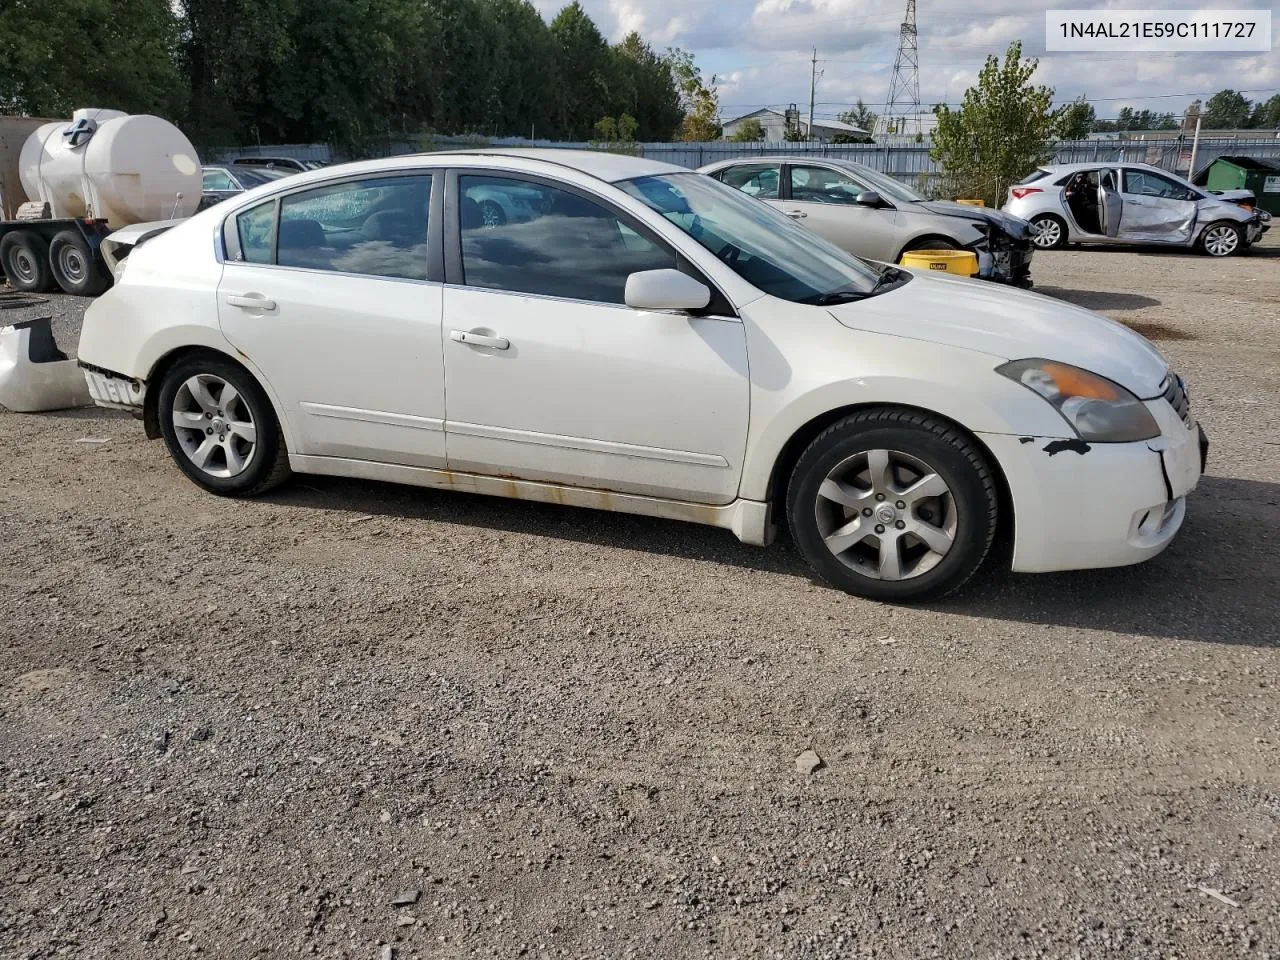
(737, 299, 1074, 501)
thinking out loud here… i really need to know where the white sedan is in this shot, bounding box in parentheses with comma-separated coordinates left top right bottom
(78, 150, 1207, 602)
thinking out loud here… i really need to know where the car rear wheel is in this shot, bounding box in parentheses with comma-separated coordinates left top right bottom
(1, 231, 56, 293)
(1199, 221, 1242, 257)
(158, 355, 291, 497)
(49, 230, 110, 296)
(1029, 214, 1067, 250)
(786, 409, 998, 602)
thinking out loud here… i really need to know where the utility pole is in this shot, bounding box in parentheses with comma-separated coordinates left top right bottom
(1188, 114, 1202, 179)
(808, 48, 818, 142)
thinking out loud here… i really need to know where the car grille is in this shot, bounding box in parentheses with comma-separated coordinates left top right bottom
(1162, 374, 1191, 426)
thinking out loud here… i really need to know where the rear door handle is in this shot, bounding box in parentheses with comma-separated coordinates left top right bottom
(450, 329, 509, 350)
(786, 210, 808, 219)
(226, 293, 276, 310)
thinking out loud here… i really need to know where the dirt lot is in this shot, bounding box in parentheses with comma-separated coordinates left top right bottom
(2, 236, 1278, 960)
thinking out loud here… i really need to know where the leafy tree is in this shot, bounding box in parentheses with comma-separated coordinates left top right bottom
(1203, 89, 1252, 129)
(930, 41, 1060, 206)
(838, 99, 877, 134)
(729, 117, 766, 142)
(549, 2, 614, 140)
(590, 113, 640, 154)
(669, 48, 720, 142)
(1056, 96, 1094, 140)
(0, 0, 186, 118)
(1249, 93, 1280, 130)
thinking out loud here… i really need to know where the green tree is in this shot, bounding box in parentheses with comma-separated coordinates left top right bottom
(930, 41, 1060, 206)
(1056, 96, 1095, 140)
(611, 32, 683, 141)
(729, 117, 766, 142)
(838, 99, 877, 134)
(1249, 93, 1280, 130)
(1203, 89, 1252, 129)
(549, 2, 614, 140)
(668, 48, 720, 141)
(0, 0, 185, 118)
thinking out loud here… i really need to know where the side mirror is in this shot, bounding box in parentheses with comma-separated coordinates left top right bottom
(855, 191, 883, 208)
(624, 269, 711, 312)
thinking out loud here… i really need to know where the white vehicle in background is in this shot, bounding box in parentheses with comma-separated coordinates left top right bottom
(77, 150, 1206, 602)
(1005, 161, 1270, 256)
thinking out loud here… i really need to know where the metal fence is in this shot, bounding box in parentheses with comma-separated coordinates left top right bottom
(215, 136, 1280, 188)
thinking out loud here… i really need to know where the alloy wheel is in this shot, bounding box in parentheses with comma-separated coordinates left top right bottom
(813, 448, 957, 581)
(1203, 225, 1239, 257)
(171, 374, 258, 478)
(1031, 217, 1062, 248)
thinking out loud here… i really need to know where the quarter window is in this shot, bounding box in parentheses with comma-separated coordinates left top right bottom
(789, 165, 868, 204)
(203, 169, 234, 191)
(458, 176, 675, 304)
(234, 200, 276, 265)
(277, 176, 432, 280)
(717, 163, 782, 200)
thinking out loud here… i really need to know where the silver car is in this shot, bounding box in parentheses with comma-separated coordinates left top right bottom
(699, 156, 1035, 286)
(1004, 161, 1271, 257)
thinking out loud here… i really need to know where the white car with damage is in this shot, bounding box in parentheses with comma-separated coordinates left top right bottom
(76, 150, 1207, 601)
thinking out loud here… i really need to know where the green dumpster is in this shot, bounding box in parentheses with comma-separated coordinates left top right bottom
(1201, 155, 1280, 217)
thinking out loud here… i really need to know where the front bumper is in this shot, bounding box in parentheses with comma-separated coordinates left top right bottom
(979, 399, 1204, 574)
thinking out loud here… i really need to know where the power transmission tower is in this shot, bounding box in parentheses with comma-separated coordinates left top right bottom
(885, 0, 920, 137)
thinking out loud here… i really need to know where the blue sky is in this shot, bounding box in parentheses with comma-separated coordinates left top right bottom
(533, 0, 1280, 125)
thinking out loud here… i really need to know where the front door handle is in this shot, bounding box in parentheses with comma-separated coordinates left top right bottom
(226, 293, 276, 310)
(450, 329, 510, 350)
(786, 210, 808, 219)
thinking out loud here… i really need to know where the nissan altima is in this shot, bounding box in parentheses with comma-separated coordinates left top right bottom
(77, 150, 1206, 602)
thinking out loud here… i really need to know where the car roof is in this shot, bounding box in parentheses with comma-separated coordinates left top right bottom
(1039, 161, 1178, 175)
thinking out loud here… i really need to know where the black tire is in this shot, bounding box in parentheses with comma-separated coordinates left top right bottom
(1, 231, 56, 293)
(477, 199, 507, 228)
(157, 354, 291, 497)
(1197, 221, 1243, 257)
(786, 408, 998, 603)
(1029, 214, 1068, 250)
(49, 230, 110, 296)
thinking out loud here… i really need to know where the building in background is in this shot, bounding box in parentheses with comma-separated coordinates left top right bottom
(720, 108, 870, 143)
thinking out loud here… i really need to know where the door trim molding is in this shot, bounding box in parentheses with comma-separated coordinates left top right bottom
(446, 420, 729, 468)
(301, 401, 444, 433)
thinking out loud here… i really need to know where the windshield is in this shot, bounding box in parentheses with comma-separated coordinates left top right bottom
(618, 173, 885, 303)
(831, 161, 927, 204)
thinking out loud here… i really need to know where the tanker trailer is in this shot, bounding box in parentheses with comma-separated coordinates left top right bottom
(0, 108, 200, 296)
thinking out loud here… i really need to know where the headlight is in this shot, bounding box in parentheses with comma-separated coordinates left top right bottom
(997, 359, 1160, 442)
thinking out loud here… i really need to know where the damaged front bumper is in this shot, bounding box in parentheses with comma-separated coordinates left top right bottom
(973, 231, 1035, 288)
(978, 397, 1204, 574)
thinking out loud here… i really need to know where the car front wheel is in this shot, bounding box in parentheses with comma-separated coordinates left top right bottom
(786, 409, 998, 602)
(1199, 221, 1242, 257)
(158, 354, 291, 496)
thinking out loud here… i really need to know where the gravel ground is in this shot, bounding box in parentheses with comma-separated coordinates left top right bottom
(2, 236, 1278, 960)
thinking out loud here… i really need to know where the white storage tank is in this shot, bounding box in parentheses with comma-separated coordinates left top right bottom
(18, 108, 201, 227)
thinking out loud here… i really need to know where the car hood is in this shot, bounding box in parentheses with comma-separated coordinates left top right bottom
(911, 200, 1033, 238)
(827, 273, 1169, 398)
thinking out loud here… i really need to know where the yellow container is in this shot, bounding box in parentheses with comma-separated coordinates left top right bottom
(955, 198, 985, 206)
(899, 248, 979, 277)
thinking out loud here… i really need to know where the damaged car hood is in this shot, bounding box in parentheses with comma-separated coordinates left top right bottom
(827, 272, 1169, 398)
(911, 201, 1033, 239)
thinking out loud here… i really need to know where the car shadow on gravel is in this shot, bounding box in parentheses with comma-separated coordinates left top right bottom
(1036, 287, 1161, 312)
(270, 473, 1278, 647)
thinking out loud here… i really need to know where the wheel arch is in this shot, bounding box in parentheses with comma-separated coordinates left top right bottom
(763, 401, 1014, 552)
(895, 232, 966, 261)
(143, 345, 294, 451)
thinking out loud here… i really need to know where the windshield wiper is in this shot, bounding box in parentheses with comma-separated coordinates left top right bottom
(868, 265, 909, 295)
(806, 288, 867, 306)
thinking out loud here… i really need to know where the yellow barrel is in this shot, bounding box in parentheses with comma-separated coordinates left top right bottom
(899, 248, 979, 277)
(954, 198, 985, 206)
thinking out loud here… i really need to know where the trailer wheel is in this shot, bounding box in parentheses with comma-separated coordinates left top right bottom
(50, 231, 110, 296)
(1, 231, 56, 293)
